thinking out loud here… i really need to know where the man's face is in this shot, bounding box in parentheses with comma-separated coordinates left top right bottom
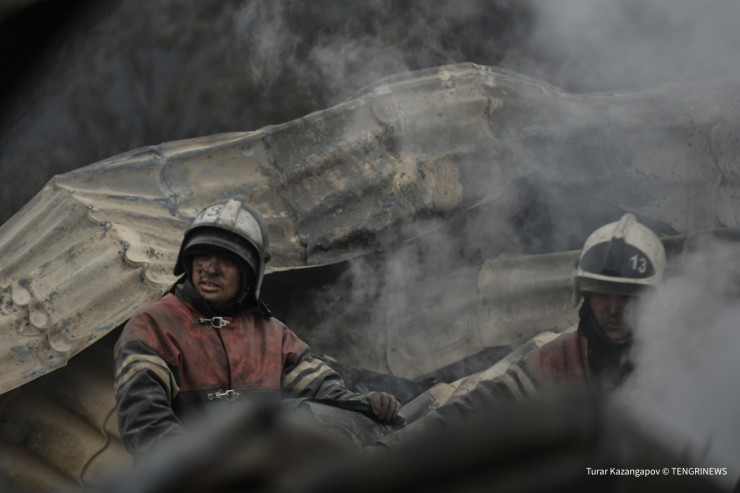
(191, 254, 241, 305)
(588, 292, 636, 341)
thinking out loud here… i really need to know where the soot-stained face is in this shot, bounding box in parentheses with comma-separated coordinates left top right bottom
(191, 254, 242, 305)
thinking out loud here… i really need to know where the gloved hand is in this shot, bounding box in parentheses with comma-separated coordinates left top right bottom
(366, 391, 402, 422)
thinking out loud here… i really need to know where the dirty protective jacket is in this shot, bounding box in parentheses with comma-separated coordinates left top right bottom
(378, 303, 631, 449)
(114, 290, 369, 455)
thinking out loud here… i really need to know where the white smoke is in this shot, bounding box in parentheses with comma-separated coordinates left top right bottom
(234, 1, 428, 106)
(510, 0, 740, 91)
(620, 237, 740, 488)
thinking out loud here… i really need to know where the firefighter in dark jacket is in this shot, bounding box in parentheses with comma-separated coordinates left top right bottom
(114, 197, 401, 455)
(376, 213, 667, 449)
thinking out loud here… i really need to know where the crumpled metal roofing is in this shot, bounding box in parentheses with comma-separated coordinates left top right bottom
(2, 229, 736, 492)
(1, 63, 739, 394)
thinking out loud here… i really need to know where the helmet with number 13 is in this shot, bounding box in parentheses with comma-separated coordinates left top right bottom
(573, 213, 667, 342)
(574, 213, 667, 303)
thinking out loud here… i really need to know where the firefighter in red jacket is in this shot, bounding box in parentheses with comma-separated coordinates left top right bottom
(114, 197, 401, 455)
(376, 213, 667, 449)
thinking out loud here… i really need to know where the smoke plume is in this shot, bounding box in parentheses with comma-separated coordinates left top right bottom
(620, 237, 740, 487)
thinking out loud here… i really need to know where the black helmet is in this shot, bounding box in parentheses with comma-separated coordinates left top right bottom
(175, 197, 271, 304)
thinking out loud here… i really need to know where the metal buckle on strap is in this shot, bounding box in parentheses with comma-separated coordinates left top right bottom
(196, 317, 231, 329)
(208, 389, 241, 401)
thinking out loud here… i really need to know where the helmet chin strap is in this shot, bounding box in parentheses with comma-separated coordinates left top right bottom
(235, 281, 253, 306)
(235, 262, 256, 306)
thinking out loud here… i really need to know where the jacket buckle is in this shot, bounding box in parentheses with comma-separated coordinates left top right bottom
(196, 317, 231, 329)
(208, 389, 240, 401)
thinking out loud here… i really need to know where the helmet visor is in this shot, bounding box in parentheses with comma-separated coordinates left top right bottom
(578, 277, 651, 298)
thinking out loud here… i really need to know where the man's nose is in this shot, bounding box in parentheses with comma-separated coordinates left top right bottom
(607, 294, 627, 313)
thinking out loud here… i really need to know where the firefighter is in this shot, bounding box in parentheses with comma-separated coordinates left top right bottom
(114, 197, 401, 455)
(375, 213, 666, 449)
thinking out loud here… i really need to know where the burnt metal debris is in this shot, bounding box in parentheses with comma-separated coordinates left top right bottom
(1, 64, 739, 491)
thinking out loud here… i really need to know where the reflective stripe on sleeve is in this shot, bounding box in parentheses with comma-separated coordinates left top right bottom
(282, 357, 324, 389)
(499, 371, 524, 401)
(115, 353, 180, 400)
(509, 364, 538, 396)
(290, 365, 337, 395)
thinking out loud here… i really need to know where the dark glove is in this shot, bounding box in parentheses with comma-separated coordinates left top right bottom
(366, 391, 402, 422)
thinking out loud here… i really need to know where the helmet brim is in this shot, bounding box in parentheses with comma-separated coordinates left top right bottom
(577, 277, 652, 298)
(179, 228, 260, 281)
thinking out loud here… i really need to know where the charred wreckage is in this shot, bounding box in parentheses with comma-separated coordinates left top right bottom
(1, 64, 739, 492)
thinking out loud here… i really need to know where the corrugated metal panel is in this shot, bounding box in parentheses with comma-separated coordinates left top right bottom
(1, 63, 739, 394)
(1, 230, 737, 492)
(0, 332, 128, 492)
(380, 251, 579, 380)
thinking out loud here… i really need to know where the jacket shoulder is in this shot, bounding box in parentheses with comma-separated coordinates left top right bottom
(522, 332, 588, 385)
(115, 294, 193, 354)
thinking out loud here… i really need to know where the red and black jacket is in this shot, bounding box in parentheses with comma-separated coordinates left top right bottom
(114, 291, 367, 454)
(377, 302, 632, 449)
